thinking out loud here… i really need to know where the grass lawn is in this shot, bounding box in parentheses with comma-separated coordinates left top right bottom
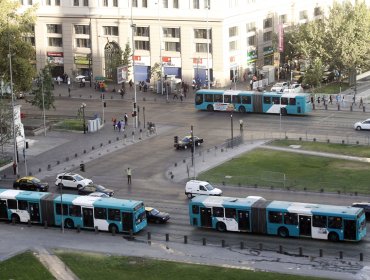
(270, 139, 370, 158)
(0, 251, 54, 280)
(56, 251, 328, 280)
(311, 82, 350, 95)
(53, 119, 84, 131)
(198, 148, 370, 194)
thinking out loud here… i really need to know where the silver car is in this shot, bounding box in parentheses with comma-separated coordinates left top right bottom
(354, 119, 370, 131)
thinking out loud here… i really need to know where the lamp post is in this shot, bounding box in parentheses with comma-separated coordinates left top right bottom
(81, 103, 86, 133)
(40, 74, 46, 136)
(89, 18, 92, 88)
(230, 114, 234, 149)
(206, 4, 210, 90)
(191, 125, 196, 179)
(130, 3, 138, 130)
(156, 1, 165, 101)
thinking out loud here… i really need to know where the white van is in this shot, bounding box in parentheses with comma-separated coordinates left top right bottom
(185, 180, 222, 199)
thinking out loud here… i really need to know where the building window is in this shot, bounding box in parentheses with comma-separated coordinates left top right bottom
(165, 42, 180, 52)
(246, 22, 255, 32)
(113, 0, 118, 7)
(76, 38, 91, 48)
(75, 25, 90, 35)
(142, 0, 147, 8)
(103, 26, 119, 36)
(135, 26, 149, 37)
(299, 10, 308, 20)
(204, 0, 210, 9)
(173, 0, 178, 8)
(55, 0, 60, 5)
(83, 0, 88, 6)
(314, 7, 322, 16)
(264, 18, 273, 29)
(46, 0, 51, 5)
(193, 0, 199, 9)
(103, 0, 108, 7)
(163, 0, 168, 8)
(135, 40, 150, 50)
(229, 26, 238, 37)
(194, 29, 209, 39)
(263, 31, 272, 42)
(229, 40, 237, 51)
(195, 43, 211, 53)
(73, 0, 79, 6)
(47, 24, 62, 34)
(279, 14, 287, 24)
(48, 37, 63, 47)
(163, 28, 180, 38)
(24, 36, 35, 46)
(248, 35, 256, 46)
(132, 0, 138, 7)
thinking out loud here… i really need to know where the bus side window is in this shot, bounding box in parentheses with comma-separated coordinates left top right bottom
(232, 95, 240, 104)
(69, 205, 82, 217)
(263, 96, 271, 104)
(56, 203, 69, 216)
(284, 212, 298, 225)
(289, 98, 296, 105)
(94, 207, 107, 219)
(313, 215, 327, 227)
(281, 97, 288, 105)
(224, 95, 231, 103)
(213, 207, 224, 217)
(242, 95, 251, 104)
(225, 208, 236, 219)
(272, 97, 280, 104)
(214, 94, 222, 102)
(268, 211, 283, 224)
(8, 199, 17, 210)
(195, 94, 203, 105)
(205, 94, 213, 102)
(192, 205, 199, 214)
(18, 200, 28, 210)
(328, 216, 342, 229)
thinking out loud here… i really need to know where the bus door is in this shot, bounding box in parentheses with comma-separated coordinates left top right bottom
(0, 200, 8, 219)
(200, 207, 212, 228)
(299, 215, 312, 237)
(237, 210, 250, 231)
(122, 212, 133, 232)
(82, 207, 94, 228)
(29, 202, 40, 222)
(343, 220, 356, 240)
(252, 94, 263, 113)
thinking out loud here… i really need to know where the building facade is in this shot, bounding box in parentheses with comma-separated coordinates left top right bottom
(19, 0, 343, 87)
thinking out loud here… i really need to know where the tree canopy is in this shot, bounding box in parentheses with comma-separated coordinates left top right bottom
(0, 0, 37, 94)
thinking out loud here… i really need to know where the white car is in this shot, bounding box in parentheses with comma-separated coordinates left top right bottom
(354, 119, 370, 131)
(185, 180, 223, 199)
(283, 83, 304, 93)
(271, 82, 288, 93)
(55, 172, 93, 189)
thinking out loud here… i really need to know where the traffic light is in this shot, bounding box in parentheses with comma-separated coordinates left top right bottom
(103, 101, 106, 108)
(80, 163, 85, 172)
(174, 136, 178, 144)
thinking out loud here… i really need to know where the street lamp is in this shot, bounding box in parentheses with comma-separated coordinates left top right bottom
(206, 4, 210, 90)
(81, 103, 86, 133)
(40, 74, 46, 136)
(130, 3, 138, 130)
(230, 114, 234, 148)
(157, 1, 166, 101)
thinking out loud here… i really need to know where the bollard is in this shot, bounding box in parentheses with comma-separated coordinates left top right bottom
(83, 149, 86, 154)
(77, 225, 81, 233)
(39, 168, 42, 172)
(338, 104, 340, 111)
(319, 249, 323, 257)
(147, 232, 151, 240)
(299, 247, 303, 256)
(47, 164, 51, 170)
(203, 238, 206, 246)
(350, 105, 353, 112)
(360, 253, 363, 262)
(184, 235, 187, 244)
(44, 221, 48, 229)
(259, 243, 263, 250)
(240, 241, 244, 250)
(108, 140, 111, 144)
(92, 146, 95, 150)
(221, 240, 225, 248)
(339, 251, 343, 259)
(116, 137, 119, 141)
(325, 104, 328, 110)
(75, 153, 78, 158)
(28, 220, 31, 227)
(100, 143, 103, 147)
(174, 162, 177, 167)
(95, 226, 99, 234)
(363, 106, 366, 112)
(166, 233, 169, 242)
(279, 245, 283, 254)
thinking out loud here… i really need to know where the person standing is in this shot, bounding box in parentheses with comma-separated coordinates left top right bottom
(249, 79, 253, 90)
(117, 120, 122, 132)
(126, 167, 132, 184)
(124, 113, 128, 126)
(359, 97, 363, 108)
(112, 117, 117, 131)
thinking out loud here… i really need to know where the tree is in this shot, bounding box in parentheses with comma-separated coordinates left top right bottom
(122, 42, 132, 78)
(303, 57, 324, 89)
(0, 1, 36, 94)
(30, 65, 55, 111)
(0, 99, 13, 154)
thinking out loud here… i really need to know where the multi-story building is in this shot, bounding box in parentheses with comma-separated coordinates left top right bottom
(19, 0, 344, 87)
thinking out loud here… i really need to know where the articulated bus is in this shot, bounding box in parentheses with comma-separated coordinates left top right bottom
(189, 196, 366, 242)
(0, 189, 147, 234)
(195, 89, 312, 115)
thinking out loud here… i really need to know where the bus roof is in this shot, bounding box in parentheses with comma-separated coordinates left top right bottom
(0, 189, 49, 200)
(195, 89, 309, 98)
(268, 200, 361, 217)
(191, 195, 265, 208)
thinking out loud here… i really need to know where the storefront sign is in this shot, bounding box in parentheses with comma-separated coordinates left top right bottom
(193, 58, 213, 68)
(247, 50, 257, 63)
(74, 54, 90, 65)
(162, 57, 182, 67)
(263, 46, 274, 56)
(133, 56, 150, 66)
(47, 52, 64, 65)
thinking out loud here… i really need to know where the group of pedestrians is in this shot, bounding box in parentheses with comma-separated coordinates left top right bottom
(112, 113, 128, 132)
(310, 93, 365, 109)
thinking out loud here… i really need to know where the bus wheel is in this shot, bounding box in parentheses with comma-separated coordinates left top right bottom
(109, 224, 118, 234)
(207, 104, 214, 111)
(65, 218, 74, 229)
(216, 222, 227, 232)
(328, 232, 339, 242)
(11, 214, 20, 224)
(239, 106, 246, 113)
(278, 227, 289, 238)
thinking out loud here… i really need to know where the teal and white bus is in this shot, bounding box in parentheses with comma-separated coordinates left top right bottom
(0, 189, 147, 234)
(189, 195, 366, 242)
(195, 89, 312, 115)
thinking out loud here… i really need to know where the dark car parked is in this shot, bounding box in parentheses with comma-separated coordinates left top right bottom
(78, 184, 114, 197)
(145, 207, 170, 224)
(13, 176, 49, 192)
(352, 202, 370, 220)
(174, 135, 203, 150)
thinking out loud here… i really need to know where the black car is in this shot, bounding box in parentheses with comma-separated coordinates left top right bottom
(145, 207, 170, 224)
(352, 202, 370, 220)
(13, 176, 49, 192)
(78, 184, 114, 197)
(174, 135, 204, 150)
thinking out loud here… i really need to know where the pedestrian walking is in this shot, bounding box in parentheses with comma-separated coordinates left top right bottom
(117, 120, 122, 132)
(173, 91, 178, 100)
(250, 79, 253, 90)
(112, 117, 117, 131)
(124, 113, 128, 126)
(329, 95, 333, 104)
(180, 91, 184, 102)
(129, 79, 133, 89)
(317, 96, 320, 105)
(126, 167, 132, 184)
(359, 97, 363, 108)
